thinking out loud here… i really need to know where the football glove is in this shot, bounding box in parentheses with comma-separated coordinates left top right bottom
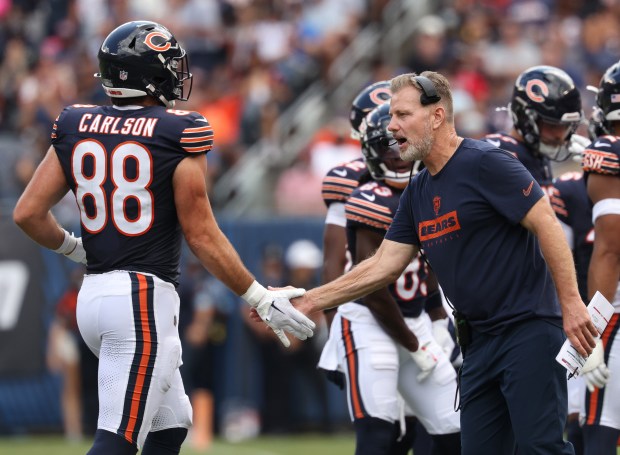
(53, 228, 87, 264)
(581, 339, 611, 392)
(432, 317, 456, 359)
(410, 340, 440, 382)
(568, 134, 590, 158)
(241, 281, 315, 348)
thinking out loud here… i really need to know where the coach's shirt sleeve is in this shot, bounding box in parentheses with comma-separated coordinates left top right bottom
(478, 148, 545, 224)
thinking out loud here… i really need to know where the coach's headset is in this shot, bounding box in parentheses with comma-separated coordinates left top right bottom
(412, 75, 441, 106)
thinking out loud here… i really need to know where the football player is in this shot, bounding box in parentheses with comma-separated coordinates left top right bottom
(331, 103, 461, 455)
(580, 61, 620, 455)
(483, 65, 587, 197)
(13, 21, 315, 455)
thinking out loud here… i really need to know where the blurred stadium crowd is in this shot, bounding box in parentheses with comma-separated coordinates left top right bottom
(1, 0, 619, 215)
(1, 0, 620, 446)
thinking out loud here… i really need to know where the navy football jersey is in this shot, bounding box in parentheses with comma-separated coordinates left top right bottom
(346, 181, 428, 317)
(52, 104, 213, 285)
(582, 135, 620, 177)
(321, 158, 370, 208)
(551, 172, 593, 301)
(386, 139, 561, 334)
(484, 133, 554, 196)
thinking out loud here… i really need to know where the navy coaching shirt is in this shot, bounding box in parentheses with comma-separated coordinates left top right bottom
(52, 104, 213, 286)
(386, 138, 562, 334)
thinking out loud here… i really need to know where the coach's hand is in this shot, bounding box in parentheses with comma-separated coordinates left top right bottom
(242, 281, 315, 348)
(582, 339, 611, 392)
(411, 340, 440, 382)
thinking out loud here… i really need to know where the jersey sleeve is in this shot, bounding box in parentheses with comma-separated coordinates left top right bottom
(478, 148, 545, 224)
(321, 164, 361, 207)
(551, 172, 582, 224)
(582, 136, 620, 176)
(385, 186, 418, 246)
(178, 112, 214, 154)
(51, 106, 76, 145)
(483, 133, 522, 157)
(345, 188, 394, 234)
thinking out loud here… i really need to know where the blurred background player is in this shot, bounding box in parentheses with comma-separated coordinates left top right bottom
(580, 60, 620, 455)
(483, 65, 586, 196)
(324, 102, 461, 455)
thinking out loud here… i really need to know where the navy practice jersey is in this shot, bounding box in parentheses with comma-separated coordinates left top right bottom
(386, 138, 562, 334)
(52, 104, 213, 285)
(551, 172, 593, 302)
(484, 133, 554, 196)
(346, 180, 428, 318)
(321, 158, 370, 208)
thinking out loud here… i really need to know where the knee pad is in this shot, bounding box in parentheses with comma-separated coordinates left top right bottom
(142, 427, 188, 455)
(87, 429, 137, 455)
(354, 417, 398, 455)
(430, 432, 461, 455)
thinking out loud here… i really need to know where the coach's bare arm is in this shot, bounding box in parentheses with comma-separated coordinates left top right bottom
(294, 238, 418, 314)
(521, 196, 598, 357)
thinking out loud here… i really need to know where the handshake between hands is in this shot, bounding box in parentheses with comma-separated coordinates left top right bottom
(242, 281, 315, 347)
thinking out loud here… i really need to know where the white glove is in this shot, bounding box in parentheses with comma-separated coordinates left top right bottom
(581, 339, 611, 392)
(568, 134, 590, 158)
(53, 228, 87, 264)
(431, 318, 455, 359)
(410, 340, 440, 382)
(241, 281, 315, 348)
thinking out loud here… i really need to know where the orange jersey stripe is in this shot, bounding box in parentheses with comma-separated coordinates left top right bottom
(349, 197, 392, 214)
(342, 318, 364, 419)
(183, 145, 213, 153)
(346, 204, 393, 224)
(183, 126, 213, 133)
(180, 135, 213, 143)
(323, 176, 358, 187)
(124, 274, 152, 441)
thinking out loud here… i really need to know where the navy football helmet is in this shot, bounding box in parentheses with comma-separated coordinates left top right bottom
(589, 61, 620, 140)
(361, 103, 421, 183)
(350, 81, 392, 139)
(96, 21, 192, 108)
(510, 66, 583, 160)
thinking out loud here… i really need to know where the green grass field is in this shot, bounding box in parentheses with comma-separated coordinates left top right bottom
(0, 434, 356, 455)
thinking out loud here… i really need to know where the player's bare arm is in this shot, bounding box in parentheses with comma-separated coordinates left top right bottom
(356, 227, 420, 351)
(294, 238, 418, 315)
(173, 153, 255, 296)
(13, 146, 70, 249)
(520, 196, 597, 356)
(587, 173, 620, 302)
(174, 154, 315, 346)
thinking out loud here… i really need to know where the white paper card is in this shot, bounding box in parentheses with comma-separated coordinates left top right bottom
(555, 291, 614, 376)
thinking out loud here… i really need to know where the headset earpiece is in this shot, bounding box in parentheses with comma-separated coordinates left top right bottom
(413, 76, 441, 106)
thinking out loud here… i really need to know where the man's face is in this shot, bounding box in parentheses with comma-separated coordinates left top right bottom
(538, 120, 573, 147)
(388, 86, 434, 162)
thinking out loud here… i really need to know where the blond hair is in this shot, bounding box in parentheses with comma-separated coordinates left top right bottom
(390, 71, 454, 123)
